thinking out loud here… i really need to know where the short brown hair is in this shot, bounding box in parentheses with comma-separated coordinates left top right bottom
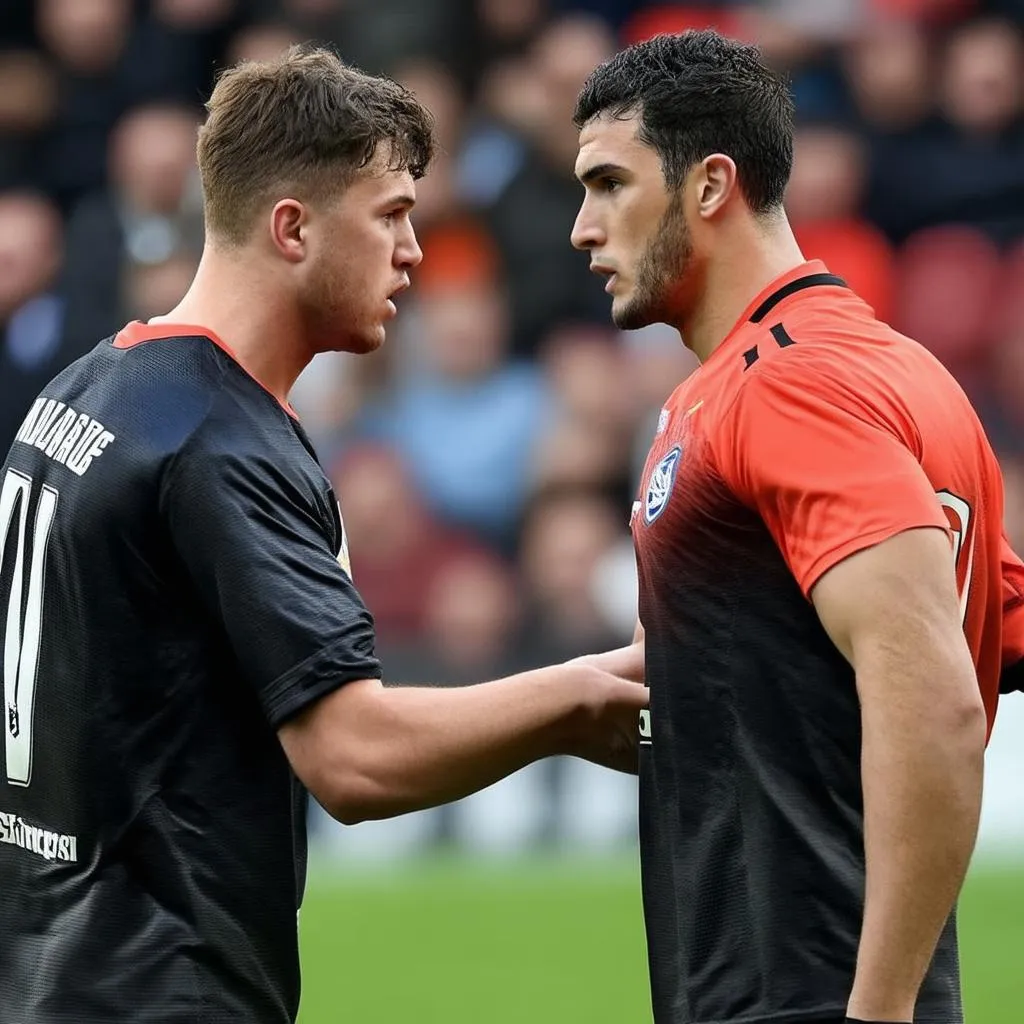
(197, 45, 436, 244)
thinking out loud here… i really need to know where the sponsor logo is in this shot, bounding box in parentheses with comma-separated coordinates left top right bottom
(644, 446, 682, 525)
(0, 809, 78, 863)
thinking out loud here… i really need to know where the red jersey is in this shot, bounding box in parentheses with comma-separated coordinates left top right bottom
(632, 260, 1012, 1024)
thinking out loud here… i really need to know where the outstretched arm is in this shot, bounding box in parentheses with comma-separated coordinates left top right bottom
(279, 663, 648, 824)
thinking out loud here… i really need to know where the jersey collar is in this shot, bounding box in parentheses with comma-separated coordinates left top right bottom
(704, 260, 848, 367)
(112, 320, 299, 420)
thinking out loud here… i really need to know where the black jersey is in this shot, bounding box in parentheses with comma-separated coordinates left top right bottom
(0, 321, 381, 1022)
(631, 264, 1002, 1023)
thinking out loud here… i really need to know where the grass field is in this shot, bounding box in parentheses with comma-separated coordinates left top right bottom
(297, 855, 1024, 1023)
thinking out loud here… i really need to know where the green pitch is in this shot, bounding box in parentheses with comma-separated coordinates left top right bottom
(298, 855, 1024, 1023)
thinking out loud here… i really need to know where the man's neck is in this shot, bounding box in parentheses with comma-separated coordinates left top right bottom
(681, 216, 806, 364)
(151, 247, 313, 407)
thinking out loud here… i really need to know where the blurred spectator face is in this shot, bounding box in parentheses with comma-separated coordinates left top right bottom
(395, 60, 463, 155)
(520, 490, 621, 621)
(477, 0, 546, 45)
(785, 126, 865, 224)
(226, 24, 304, 65)
(0, 193, 62, 321)
(419, 281, 508, 381)
(939, 19, 1024, 135)
(111, 105, 200, 214)
(122, 252, 199, 321)
(477, 55, 547, 135)
(844, 21, 932, 130)
(332, 445, 423, 562)
(422, 554, 519, 669)
(0, 51, 57, 133)
(393, 61, 463, 227)
(38, 0, 131, 76)
(541, 325, 634, 432)
(532, 419, 625, 490)
(153, 0, 236, 30)
(530, 14, 616, 166)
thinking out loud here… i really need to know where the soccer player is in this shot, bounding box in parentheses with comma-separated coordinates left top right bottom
(570, 29, 1024, 1024)
(0, 48, 648, 1023)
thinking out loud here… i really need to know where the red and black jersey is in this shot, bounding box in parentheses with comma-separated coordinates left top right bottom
(633, 261, 1011, 1024)
(0, 322, 381, 1022)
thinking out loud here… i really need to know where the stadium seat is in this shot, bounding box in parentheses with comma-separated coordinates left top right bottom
(894, 224, 1003, 371)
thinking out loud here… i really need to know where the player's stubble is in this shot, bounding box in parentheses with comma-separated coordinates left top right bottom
(302, 245, 382, 356)
(613, 189, 693, 333)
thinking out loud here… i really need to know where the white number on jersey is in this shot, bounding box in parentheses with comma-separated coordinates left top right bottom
(936, 489, 973, 627)
(0, 469, 59, 787)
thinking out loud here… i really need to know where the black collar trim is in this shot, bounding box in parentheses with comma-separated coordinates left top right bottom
(748, 272, 848, 324)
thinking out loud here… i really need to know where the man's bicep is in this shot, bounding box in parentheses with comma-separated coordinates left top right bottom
(162, 446, 381, 722)
(810, 527, 971, 694)
(716, 365, 949, 595)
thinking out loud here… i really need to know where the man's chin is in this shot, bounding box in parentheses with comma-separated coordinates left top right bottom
(331, 325, 385, 355)
(611, 298, 655, 332)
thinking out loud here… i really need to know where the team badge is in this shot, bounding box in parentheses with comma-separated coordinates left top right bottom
(644, 445, 682, 525)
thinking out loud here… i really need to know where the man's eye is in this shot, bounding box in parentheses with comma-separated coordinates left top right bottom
(602, 179, 622, 194)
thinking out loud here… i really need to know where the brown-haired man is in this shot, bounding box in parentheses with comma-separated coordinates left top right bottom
(0, 47, 647, 1023)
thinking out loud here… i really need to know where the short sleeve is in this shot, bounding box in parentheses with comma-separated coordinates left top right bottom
(713, 363, 949, 596)
(161, 433, 382, 728)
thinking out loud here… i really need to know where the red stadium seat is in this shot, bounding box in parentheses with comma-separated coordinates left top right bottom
(622, 5, 746, 46)
(795, 219, 896, 326)
(894, 225, 1003, 371)
(869, 0, 977, 24)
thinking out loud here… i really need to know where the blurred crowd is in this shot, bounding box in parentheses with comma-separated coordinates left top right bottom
(3, 0, 1024, 853)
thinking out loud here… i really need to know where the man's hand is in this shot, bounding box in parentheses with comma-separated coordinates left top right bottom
(567, 620, 646, 685)
(563, 663, 648, 773)
(567, 640, 645, 685)
(811, 526, 986, 1022)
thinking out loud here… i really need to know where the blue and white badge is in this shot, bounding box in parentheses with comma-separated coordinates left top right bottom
(644, 445, 682, 525)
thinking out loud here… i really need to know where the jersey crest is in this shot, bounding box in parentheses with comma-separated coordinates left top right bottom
(644, 445, 682, 525)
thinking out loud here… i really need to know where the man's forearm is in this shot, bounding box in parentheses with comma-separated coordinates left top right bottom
(288, 665, 644, 825)
(848, 664, 986, 1021)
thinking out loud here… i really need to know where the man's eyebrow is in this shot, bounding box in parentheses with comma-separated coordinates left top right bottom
(576, 162, 628, 185)
(382, 192, 416, 209)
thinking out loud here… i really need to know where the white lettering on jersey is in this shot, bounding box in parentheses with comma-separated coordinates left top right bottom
(15, 399, 115, 477)
(0, 809, 78, 863)
(639, 709, 652, 746)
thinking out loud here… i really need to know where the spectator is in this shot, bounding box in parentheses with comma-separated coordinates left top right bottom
(63, 101, 202, 343)
(0, 191, 77, 450)
(358, 222, 553, 548)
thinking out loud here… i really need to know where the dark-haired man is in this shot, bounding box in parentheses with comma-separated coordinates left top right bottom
(571, 28, 1024, 1024)
(0, 47, 647, 1023)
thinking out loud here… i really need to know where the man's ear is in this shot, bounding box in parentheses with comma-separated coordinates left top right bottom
(693, 153, 739, 220)
(269, 199, 307, 262)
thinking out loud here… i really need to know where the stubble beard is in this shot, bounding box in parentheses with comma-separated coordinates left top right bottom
(612, 194, 692, 332)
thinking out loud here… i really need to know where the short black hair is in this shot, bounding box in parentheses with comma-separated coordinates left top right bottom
(573, 30, 794, 213)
